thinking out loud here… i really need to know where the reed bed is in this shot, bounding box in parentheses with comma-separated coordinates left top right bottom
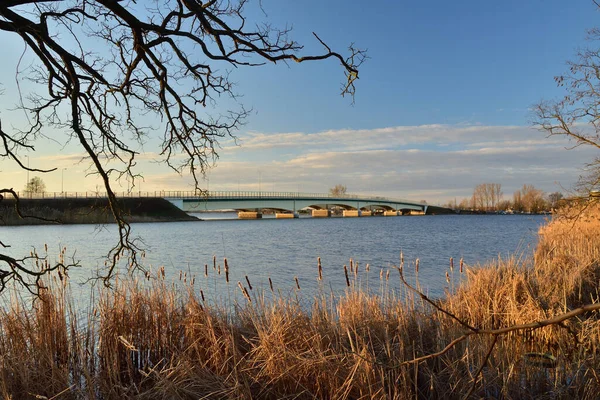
(0, 205, 599, 399)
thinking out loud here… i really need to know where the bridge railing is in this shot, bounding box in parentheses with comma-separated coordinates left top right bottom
(9, 190, 427, 206)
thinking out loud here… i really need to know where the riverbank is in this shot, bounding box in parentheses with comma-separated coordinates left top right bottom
(0, 204, 598, 398)
(0, 197, 198, 225)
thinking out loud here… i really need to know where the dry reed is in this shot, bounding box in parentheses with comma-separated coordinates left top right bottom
(0, 204, 599, 398)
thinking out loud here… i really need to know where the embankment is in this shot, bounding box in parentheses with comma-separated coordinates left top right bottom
(0, 197, 198, 225)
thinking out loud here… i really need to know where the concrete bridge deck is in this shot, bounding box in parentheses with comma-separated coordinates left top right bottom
(161, 191, 428, 215)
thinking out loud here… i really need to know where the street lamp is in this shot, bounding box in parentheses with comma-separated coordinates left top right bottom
(61, 168, 67, 194)
(25, 155, 29, 197)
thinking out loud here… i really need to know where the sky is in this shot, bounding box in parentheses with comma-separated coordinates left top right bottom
(1, 0, 599, 204)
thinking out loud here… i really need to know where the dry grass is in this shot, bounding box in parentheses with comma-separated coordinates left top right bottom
(0, 204, 599, 399)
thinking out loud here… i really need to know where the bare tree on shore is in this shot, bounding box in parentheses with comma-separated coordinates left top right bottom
(0, 0, 365, 293)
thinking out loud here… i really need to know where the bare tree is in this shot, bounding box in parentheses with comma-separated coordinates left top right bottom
(24, 176, 46, 196)
(0, 1, 365, 293)
(534, 27, 600, 194)
(329, 184, 348, 197)
(472, 183, 503, 211)
(515, 184, 547, 213)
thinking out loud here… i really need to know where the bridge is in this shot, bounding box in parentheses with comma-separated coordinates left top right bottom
(163, 191, 428, 218)
(12, 190, 428, 218)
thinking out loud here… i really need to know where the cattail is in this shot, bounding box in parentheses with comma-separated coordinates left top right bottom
(179, 271, 182, 280)
(245, 275, 253, 290)
(295, 276, 301, 290)
(386, 270, 390, 280)
(446, 271, 450, 283)
(400, 251, 404, 265)
(366, 263, 370, 272)
(161, 266, 165, 279)
(238, 282, 251, 302)
(269, 277, 274, 292)
(318, 257, 323, 281)
(200, 289, 205, 302)
(344, 265, 350, 287)
(460, 257, 464, 273)
(224, 258, 229, 283)
(191, 276, 195, 285)
(354, 261, 359, 276)
(44, 243, 48, 252)
(218, 264, 221, 275)
(204, 264, 208, 277)
(450, 257, 454, 271)
(350, 258, 354, 273)
(213, 255, 216, 270)
(415, 258, 420, 273)
(380, 269, 383, 280)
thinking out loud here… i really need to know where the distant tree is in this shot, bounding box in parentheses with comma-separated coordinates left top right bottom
(472, 183, 503, 211)
(329, 184, 348, 197)
(458, 198, 471, 210)
(24, 177, 46, 196)
(516, 184, 547, 213)
(547, 192, 564, 209)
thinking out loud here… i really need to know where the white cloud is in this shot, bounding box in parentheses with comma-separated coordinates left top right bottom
(2, 123, 595, 203)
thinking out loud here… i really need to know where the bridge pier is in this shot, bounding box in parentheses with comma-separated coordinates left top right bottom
(312, 209, 331, 218)
(343, 210, 360, 217)
(238, 211, 262, 219)
(275, 212, 298, 219)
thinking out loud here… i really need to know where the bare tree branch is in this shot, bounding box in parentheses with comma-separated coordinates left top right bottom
(0, 0, 365, 290)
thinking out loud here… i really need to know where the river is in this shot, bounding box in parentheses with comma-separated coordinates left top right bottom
(1, 214, 547, 304)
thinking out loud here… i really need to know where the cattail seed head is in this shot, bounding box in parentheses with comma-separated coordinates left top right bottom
(460, 257, 464, 273)
(269, 277, 274, 292)
(295, 276, 301, 290)
(415, 258, 420, 273)
(344, 265, 350, 287)
(318, 257, 323, 281)
(245, 275, 252, 290)
(450, 257, 454, 271)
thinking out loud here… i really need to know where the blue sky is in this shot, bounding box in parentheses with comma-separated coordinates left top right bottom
(1, 1, 599, 203)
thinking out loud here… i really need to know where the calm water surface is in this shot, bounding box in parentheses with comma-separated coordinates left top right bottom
(2, 214, 547, 303)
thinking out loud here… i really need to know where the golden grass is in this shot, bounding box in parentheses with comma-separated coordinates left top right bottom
(0, 204, 599, 399)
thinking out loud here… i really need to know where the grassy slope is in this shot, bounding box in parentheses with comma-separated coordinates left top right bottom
(0, 204, 599, 399)
(0, 197, 198, 225)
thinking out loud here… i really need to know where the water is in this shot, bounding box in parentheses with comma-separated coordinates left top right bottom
(1, 214, 547, 304)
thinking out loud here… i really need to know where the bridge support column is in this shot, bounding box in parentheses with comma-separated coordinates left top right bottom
(275, 212, 298, 219)
(384, 211, 398, 216)
(312, 209, 330, 218)
(343, 210, 360, 217)
(238, 211, 262, 219)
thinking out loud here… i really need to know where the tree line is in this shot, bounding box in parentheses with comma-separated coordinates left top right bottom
(446, 183, 564, 213)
